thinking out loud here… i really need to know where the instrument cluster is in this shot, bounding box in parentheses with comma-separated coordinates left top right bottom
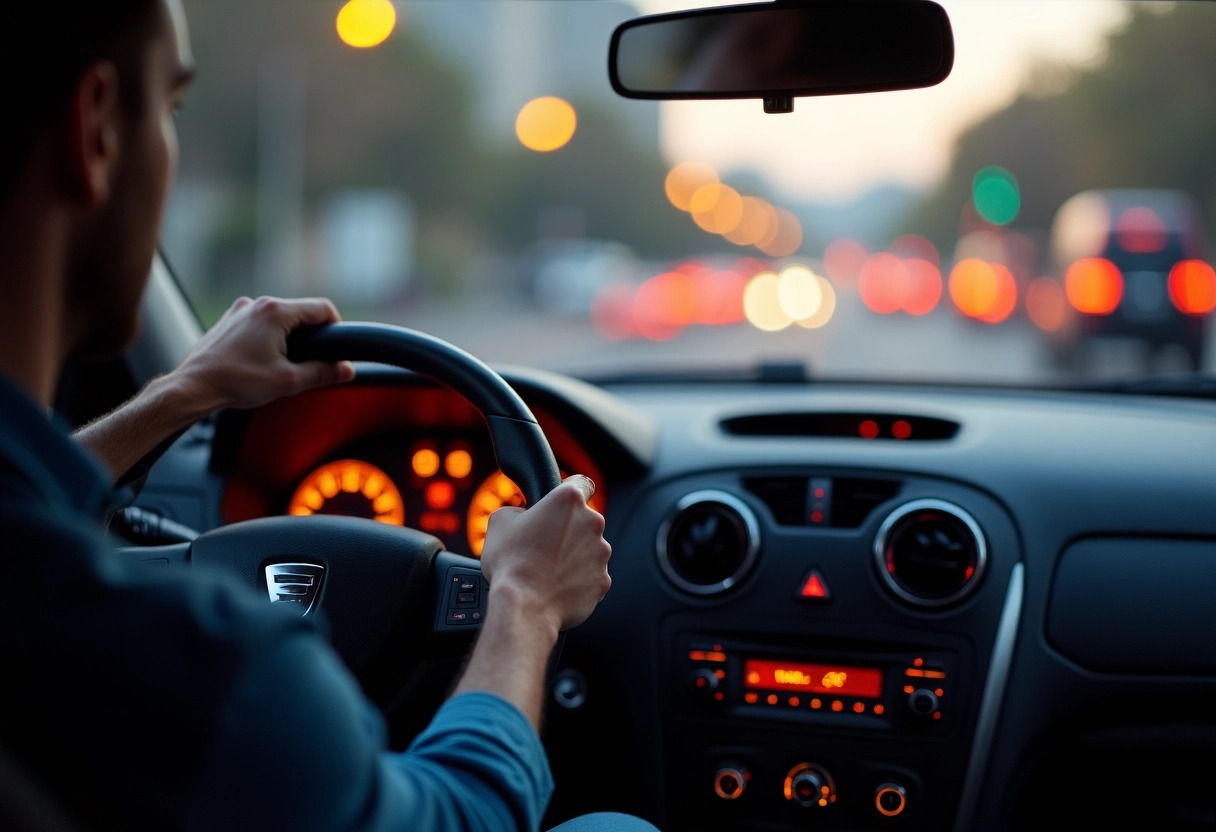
(219, 383, 606, 558)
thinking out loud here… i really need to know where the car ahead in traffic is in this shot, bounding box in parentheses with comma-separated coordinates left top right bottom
(22, 2, 1216, 832)
(1049, 187, 1210, 371)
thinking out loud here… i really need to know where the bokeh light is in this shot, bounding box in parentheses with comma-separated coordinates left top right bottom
(723, 197, 777, 246)
(978, 264, 1018, 324)
(337, 0, 398, 48)
(743, 272, 792, 331)
(515, 97, 577, 152)
(694, 270, 747, 325)
(757, 208, 803, 257)
(665, 162, 719, 212)
(591, 284, 639, 341)
(890, 234, 940, 267)
(858, 253, 912, 315)
(1168, 260, 1216, 315)
(949, 258, 1000, 319)
(795, 274, 837, 329)
(972, 167, 1021, 226)
(777, 265, 824, 321)
(902, 259, 943, 316)
(1051, 192, 1111, 263)
(1026, 277, 1069, 332)
(1065, 257, 1123, 314)
(823, 239, 867, 287)
(690, 184, 743, 234)
(1115, 207, 1168, 254)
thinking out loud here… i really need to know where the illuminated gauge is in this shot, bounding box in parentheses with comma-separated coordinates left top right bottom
(467, 470, 605, 557)
(288, 460, 405, 526)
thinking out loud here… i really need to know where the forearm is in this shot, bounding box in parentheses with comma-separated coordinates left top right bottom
(452, 585, 560, 731)
(72, 372, 213, 482)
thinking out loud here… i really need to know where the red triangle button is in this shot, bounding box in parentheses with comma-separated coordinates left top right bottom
(798, 569, 831, 601)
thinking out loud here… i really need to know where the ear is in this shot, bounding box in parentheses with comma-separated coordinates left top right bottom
(68, 62, 122, 206)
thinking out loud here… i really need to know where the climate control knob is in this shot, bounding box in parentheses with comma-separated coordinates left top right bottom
(713, 765, 748, 801)
(784, 763, 836, 808)
(875, 783, 908, 818)
(907, 687, 939, 717)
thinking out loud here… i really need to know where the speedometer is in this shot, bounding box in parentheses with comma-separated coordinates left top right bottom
(466, 470, 605, 557)
(288, 459, 405, 525)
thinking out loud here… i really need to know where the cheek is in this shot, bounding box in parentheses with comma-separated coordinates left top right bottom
(159, 111, 179, 195)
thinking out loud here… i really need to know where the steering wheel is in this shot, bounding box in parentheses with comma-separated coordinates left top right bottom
(183, 322, 565, 702)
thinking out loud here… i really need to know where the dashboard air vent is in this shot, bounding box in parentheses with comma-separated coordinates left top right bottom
(657, 490, 760, 596)
(721, 413, 960, 441)
(873, 499, 987, 608)
(742, 475, 901, 528)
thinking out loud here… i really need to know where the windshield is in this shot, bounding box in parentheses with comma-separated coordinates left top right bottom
(164, 0, 1216, 384)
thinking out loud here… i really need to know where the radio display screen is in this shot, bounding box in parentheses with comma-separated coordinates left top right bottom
(744, 659, 883, 699)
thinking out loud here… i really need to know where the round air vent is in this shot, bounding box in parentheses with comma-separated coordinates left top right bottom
(657, 490, 760, 596)
(873, 499, 987, 608)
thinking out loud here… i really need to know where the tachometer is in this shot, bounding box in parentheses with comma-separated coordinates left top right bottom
(467, 470, 605, 557)
(288, 459, 405, 525)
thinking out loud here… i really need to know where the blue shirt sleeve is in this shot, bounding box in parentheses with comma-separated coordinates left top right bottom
(188, 629, 554, 832)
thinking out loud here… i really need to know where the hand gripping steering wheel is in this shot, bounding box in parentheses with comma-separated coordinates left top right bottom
(185, 322, 566, 705)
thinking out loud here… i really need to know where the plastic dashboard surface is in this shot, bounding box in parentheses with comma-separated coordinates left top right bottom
(137, 368, 1216, 832)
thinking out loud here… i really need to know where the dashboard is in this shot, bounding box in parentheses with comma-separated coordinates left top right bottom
(137, 365, 1216, 832)
(215, 383, 607, 558)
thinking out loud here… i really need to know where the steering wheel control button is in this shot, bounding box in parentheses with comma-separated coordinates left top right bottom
(264, 563, 325, 616)
(907, 688, 940, 717)
(784, 763, 836, 808)
(688, 668, 721, 699)
(713, 765, 749, 801)
(796, 568, 832, 601)
(441, 568, 487, 629)
(657, 490, 760, 596)
(874, 499, 987, 609)
(552, 669, 588, 710)
(875, 783, 908, 818)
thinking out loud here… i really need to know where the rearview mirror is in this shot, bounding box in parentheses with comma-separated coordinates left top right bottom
(609, 0, 954, 113)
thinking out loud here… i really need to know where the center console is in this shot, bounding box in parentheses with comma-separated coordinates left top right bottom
(661, 624, 977, 831)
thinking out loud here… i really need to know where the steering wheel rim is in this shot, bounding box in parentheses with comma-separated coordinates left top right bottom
(188, 322, 567, 704)
(286, 322, 563, 505)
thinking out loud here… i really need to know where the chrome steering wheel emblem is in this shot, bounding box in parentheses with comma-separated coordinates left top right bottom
(264, 563, 325, 616)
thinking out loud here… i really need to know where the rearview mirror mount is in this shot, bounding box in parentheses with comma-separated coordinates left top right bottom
(609, 0, 954, 114)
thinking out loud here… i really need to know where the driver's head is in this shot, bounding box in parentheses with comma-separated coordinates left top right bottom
(0, 0, 193, 359)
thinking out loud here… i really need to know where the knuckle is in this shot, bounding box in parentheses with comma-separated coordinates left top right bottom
(252, 296, 281, 316)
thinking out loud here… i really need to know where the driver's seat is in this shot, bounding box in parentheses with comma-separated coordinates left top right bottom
(0, 741, 81, 832)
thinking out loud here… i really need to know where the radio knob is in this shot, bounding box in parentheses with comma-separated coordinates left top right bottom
(874, 782, 908, 818)
(784, 763, 836, 808)
(713, 766, 748, 801)
(688, 668, 720, 699)
(907, 688, 939, 717)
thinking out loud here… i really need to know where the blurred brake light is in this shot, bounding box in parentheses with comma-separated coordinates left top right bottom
(1115, 207, 1168, 254)
(1065, 258, 1123, 315)
(1168, 260, 1216, 315)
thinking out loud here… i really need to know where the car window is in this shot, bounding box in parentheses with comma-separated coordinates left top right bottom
(163, 0, 1216, 384)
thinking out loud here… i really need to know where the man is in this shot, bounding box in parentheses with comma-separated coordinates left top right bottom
(0, 2, 658, 830)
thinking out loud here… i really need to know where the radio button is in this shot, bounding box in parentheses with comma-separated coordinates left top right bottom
(907, 687, 939, 716)
(688, 668, 721, 699)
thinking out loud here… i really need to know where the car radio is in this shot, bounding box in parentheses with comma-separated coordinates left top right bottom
(679, 635, 958, 734)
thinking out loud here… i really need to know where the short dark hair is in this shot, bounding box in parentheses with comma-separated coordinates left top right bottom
(0, 1, 162, 198)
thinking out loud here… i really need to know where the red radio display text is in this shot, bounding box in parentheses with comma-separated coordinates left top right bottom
(744, 659, 883, 698)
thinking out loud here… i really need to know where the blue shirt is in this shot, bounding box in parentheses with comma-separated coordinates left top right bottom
(0, 372, 554, 831)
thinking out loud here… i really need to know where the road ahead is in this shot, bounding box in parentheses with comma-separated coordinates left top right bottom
(390, 288, 1213, 384)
